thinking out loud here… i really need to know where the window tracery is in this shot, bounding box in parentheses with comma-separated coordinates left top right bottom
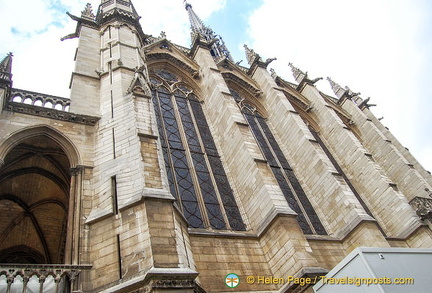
(151, 70, 245, 231)
(230, 88, 327, 235)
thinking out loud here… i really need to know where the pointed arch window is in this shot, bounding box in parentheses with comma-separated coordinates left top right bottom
(151, 70, 246, 231)
(231, 89, 326, 235)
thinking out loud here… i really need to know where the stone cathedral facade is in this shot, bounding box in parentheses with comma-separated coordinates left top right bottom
(1, 1, 432, 292)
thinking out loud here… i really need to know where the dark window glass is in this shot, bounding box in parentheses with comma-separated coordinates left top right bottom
(151, 75, 246, 231)
(231, 89, 326, 235)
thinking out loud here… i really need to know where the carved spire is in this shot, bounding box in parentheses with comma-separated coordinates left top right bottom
(0, 52, 13, 88)
(184, 1, 233, 61)
(244, 44, 258, 65)
(326, 77, 370, 107)
(184, 1, 206, 33)
(326, 77, 346, 99)
(288, 62, 307, 84)
(243, 45, 276, 70)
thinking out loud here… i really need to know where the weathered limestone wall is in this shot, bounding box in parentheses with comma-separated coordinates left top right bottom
(86, 202, 153, 291)
(0, 88, 6, 115)
(249, 66, 374, 239)
(405, 226, 432, 248)
(189, 234, 276, 292)
(192, 45, 295, 233)
(82, 21, 196, 292)
(259, 216, 319, 279)
(69, 25, 101, 117)
(0, 113, 95, 166)
(308, 240, 345, 270)
(190, 48, 332, 292)
(308, 221, 390, 271)
(342, 99, 432, 198)
(299, 84, 421, 238)
(90, 24, 146, 215)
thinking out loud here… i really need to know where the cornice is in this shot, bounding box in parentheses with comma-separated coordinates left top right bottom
(221, 71, 261, 98)
(5, 102, 100, 126)
(146, 52, 198, 77)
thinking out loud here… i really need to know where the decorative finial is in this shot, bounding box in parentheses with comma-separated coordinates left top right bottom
(0, 52, 13, 87)
(288, 62, 306, 84)
(183, 0, 191, 9)
(326, 77, 346, 99)
(81, 3, 95, 20)
(270, 68, 278, 79)
(344, 86, 361, 98)
(244, 44, 258, 65)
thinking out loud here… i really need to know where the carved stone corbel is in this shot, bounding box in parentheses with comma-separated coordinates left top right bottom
(410, 197, 432, 221)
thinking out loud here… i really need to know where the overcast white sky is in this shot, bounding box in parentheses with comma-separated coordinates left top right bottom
(0, 0, 431, 171)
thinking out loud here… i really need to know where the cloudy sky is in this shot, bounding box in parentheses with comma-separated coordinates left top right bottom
(0, 0, 431, 171)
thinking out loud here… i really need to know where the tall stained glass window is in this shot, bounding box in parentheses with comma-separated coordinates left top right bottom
(151, 70, 246, 231)
(231, 89, 326, 235)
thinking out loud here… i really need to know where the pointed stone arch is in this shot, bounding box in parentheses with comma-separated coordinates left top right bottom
(0, 125, 81, 264)
(148, 63, 202, 99)
(0, 125, 81, 168)
(226, 82, 268, 118)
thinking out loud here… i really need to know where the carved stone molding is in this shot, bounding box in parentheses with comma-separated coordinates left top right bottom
(6, 102, 99, 126)
(146, 53, 197, 77)
(10, 88, 71, 111)
(410, 197, 432, 220)
(221, 72, 261, 98)
(288, 63, 322, 91)
(0, 264, 92, 282)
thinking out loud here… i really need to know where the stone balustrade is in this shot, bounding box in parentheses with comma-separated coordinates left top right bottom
(10, 89, 70, 112)
(0, 264, 91, 293)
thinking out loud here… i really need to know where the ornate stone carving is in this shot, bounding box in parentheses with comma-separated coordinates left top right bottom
(7, 88, 101, 124)
(358, 96, 377, 109)
(327, 77, 346, 99)
(221, 72, 261, 98)
(244, 44, 276, 69)
(10, 88, 70, 111)
(0, 52, 13, 88)
(270, 68, 278, 80)
(289, 63, 322, 87)
(244, 44, 258, 65)
(0, 264, 91, 291)
(410, 197, 432, 220)
(185, 2, 233, 61)
(127, 65, 152, 96)
(81, 3, 95, 20)
(146, 53, 196, 77)
(150, 279, 195, 289)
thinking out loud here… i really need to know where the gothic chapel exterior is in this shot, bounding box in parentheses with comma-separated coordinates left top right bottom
(1, 1, 432, 292)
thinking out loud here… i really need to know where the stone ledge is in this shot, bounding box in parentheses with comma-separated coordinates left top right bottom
(305, 215, 376, 243)
(97, 267, 199, 293)
(121, 188, 175, 211)
(85, 208, 113, 225)
(256, 206, 297, 238)
(6, 102, 100, 126)
(278, 267, 328, 293)
(188, 229, 256, 239)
